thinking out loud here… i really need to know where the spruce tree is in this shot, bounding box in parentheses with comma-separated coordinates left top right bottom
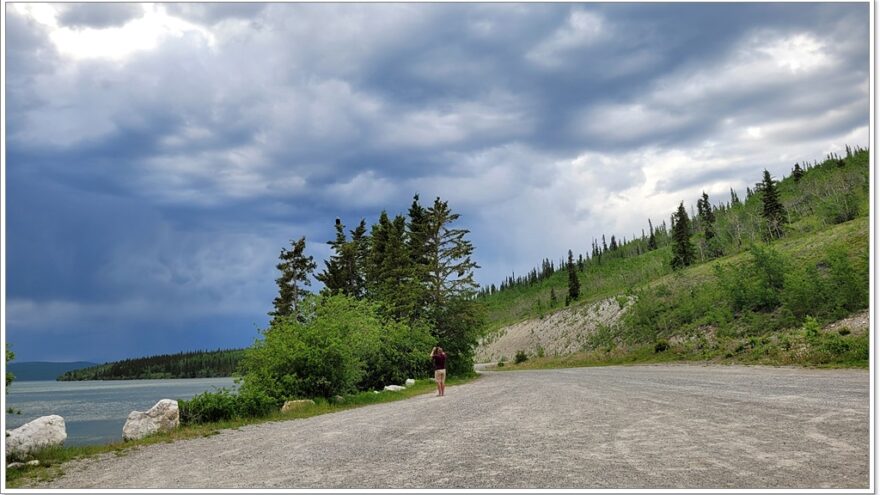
(317, 218, 349, 296)
(670, 202, 695, 269)
(270, 236, 316, 323)
(792, 163, 804, 182)
(566, 249, 580, 301)
(760, 170, 786, 239)
(647, 219, 658, 251)
(424, 197, 480, 308)
(550, 287, 558, 307)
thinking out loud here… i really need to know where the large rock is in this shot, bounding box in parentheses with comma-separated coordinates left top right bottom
(384, 385, 406, 392)
(6, 415, 67, 458)
(404, 378, 416, 387)
(122, 399, 179, 441)
(281, 399, 315, 413)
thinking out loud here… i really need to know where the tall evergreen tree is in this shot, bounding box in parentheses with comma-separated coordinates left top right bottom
(366, 211, 392, 298)
(670, 202, 696, 269)
(270, 236, 316, 323)
(317, 218, 349, 296)
(647, 219, 658, 251)
(760, 169, 787, 239)
(424, 197, 480, 308)
(567, 249, 580, 301)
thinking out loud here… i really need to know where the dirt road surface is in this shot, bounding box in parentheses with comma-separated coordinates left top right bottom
(39, 364, 869, 489)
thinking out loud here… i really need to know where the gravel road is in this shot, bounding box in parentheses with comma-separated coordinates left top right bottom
(39, 364, 869, 489)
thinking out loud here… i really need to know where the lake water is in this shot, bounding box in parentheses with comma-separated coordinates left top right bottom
(4, 378, 237, 446)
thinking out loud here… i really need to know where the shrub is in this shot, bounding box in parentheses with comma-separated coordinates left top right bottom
(654, 339, 669, 353)
(359, 319, 435, 390)
(239, 300, 363, 401)
(838, 327, 851, 336)
(514, 350, 528, 364)
(802, 316, 821, 341)
(240, 295, 436, 401)
(180, 389, 238, 424)
(179, 387, 277, 425)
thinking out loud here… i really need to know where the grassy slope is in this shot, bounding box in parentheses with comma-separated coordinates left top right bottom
(479, 150, 869, 368)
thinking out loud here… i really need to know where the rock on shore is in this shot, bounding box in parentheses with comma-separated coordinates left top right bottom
(123, 399, 179, 441)
(6, 415, 67, 458)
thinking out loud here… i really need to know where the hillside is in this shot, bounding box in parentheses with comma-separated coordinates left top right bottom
(477, 148, 870, 368)
(58, 348, 245, 380)
(7, 361, 97, 381)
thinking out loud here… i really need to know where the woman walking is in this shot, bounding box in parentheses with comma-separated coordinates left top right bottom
(430, 346, 447, 397)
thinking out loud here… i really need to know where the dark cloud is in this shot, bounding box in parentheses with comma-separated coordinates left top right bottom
(56, 4, 144, 29)
(4, 4, 869, 361)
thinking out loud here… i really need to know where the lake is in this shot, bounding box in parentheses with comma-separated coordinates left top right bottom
(5, 378, 237, 446)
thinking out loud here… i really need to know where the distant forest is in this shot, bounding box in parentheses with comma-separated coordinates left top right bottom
(57, 349, 245, 381)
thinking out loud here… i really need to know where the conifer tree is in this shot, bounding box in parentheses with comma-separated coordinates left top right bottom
(609, 235, 618, 252)
(670, 202, 695, 269)
(729, 187, 741, 207)
(567, 249, 580, 301)
(270, 236, 316, 323)
(647, 219, 658, 251)
(366, 211, 391, 298)
(792, 163, 804, 182)
(760, 170, 787, 239)
(550, 287, 558, 307)
(316, 219, 347, 295)
(424, 197, 480, 309)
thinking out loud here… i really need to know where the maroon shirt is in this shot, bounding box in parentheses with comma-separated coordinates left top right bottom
(432, 352, 446, 371)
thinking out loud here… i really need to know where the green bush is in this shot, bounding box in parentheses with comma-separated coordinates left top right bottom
(514, 350, 528, 364)
(359, 319, 435, 390)
(179, 388, 279, 425)
(240, 295, 436, 401)
(716, 245, 787, 313)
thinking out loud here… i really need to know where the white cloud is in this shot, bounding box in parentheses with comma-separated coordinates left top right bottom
(14, 3, 215, 61)
(527, 9, 605, 67)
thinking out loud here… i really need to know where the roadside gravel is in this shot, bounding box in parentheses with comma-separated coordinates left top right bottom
(39, 364, 869, 489)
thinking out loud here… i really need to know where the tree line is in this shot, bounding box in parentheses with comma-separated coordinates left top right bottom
(57, 349, 245, 381)
(480, 145, 869, 305)
(266, 194, 482, 376)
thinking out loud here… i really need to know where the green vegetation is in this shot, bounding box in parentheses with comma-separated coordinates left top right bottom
(479, 147, 870, 368)
(6, 376, 478, 488)
(6, 344, 14, 389)
(175, 195, 483, 426)
(57, 349, 244, 381)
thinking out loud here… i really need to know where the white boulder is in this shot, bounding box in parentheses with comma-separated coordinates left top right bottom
(384, 385, 406, 392)
(122, 399, 179, 441)
(404, 378, 416, 387)
(5, 415, 67, 457)
(281, 399, 315, 413)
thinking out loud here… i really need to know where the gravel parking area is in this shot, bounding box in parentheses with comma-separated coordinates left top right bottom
(39, 364, 869, 489)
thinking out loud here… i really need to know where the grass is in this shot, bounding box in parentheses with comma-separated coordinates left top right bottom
(6, 375, 479, 488)
(478, 149, 869, 335)
(492, 323, 869, 371)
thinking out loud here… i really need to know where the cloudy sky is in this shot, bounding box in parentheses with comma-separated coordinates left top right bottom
(5, 3, 869, 362)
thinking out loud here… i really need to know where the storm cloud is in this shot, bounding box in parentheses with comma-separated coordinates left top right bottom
(4, 3, 869, 361)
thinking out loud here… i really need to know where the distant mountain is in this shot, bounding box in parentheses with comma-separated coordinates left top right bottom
(8, 361, 99, 381)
